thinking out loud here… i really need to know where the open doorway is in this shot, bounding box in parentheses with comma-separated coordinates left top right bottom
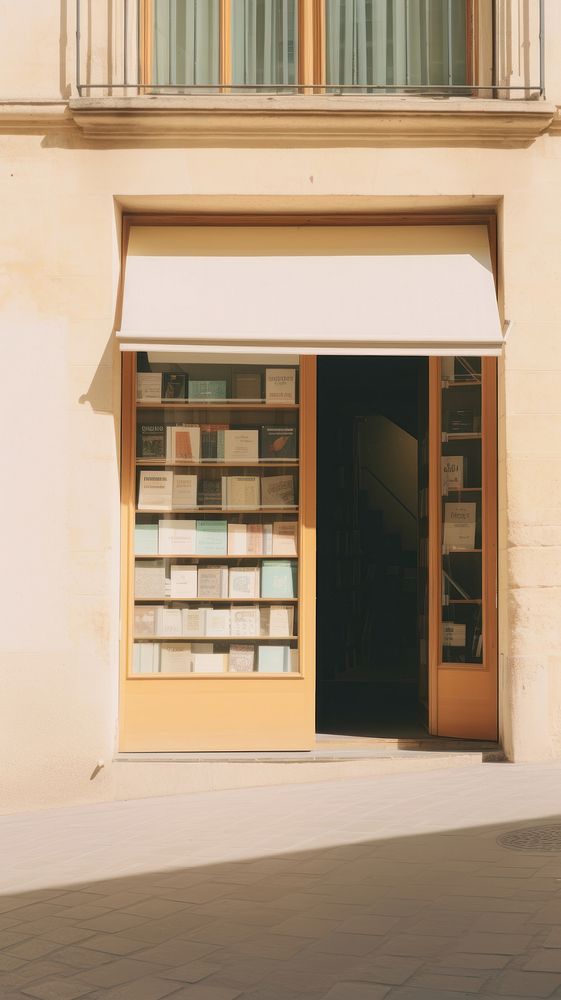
(316, 356, 428, 738)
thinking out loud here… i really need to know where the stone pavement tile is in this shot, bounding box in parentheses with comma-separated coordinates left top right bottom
(76, 913, 148, 934)
(524, 949, 561, 972)
(122, 899, 190, 919)
(406, 916, 475, 938)
(166, 884, 247, 905)
(5, 938, 63, 960)
(366, 899, 425, 917)
(0, 960, 75, 988)
(309, 932, 382, 957)
(472, 915, 534, 934)
(274, 893, 332, 911)
(186, 921, 258, 945)
(380, 934, 450, 957)
(438, 954, 511, 971)
(196, 900, 291, 927)
(48, 894, 104, 909)
(435, 898, 539, 915)
(76, 933, 146, 956)
(349, 957, 423, 986)
(457, 934, 535, 956)
(51, 945, 117, 969)
(92, 977, 185, 1000)
(20, 979, 95, 1000)
(118, 913, 211, 945)
(0, 952, 28, 971)
(162, 959, 222, 983)
(0, 915, 22, 931)
(338, 915, 399, 936)
(161, 986, 242, 999)
(533, 902, 561, 925)
(385, 990, 476, 1000)
(318, 984, 390, 1000)
(0, 929, 31, 948)
(234, 932, 311, 960)
(40, 928, 98, 946)
(306, 903, 369, 922)
(491, 969, 561, 996)
(15, 919, 89, 938)
(52, 907, 111, 923)
(269, 916, 340, 938)
(73, 958, 167, 988)
(132, 938, 218, 965)
(544, 930, 561, 948)
(220, 884, 291, 904)
(83, 892, 151, 910)
(412, 973, 486, 993)
(5, 905, 68, 922)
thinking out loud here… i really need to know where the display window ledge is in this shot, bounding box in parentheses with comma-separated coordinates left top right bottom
(67, 96, 556, 144)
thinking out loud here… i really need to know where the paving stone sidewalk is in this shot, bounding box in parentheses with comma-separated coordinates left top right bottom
(3, 763, 561, 998)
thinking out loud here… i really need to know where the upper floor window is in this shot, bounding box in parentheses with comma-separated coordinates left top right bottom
(149, 0, 470, 91)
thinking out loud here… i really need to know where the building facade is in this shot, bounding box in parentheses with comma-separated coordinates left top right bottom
(1, 1, 560, 812)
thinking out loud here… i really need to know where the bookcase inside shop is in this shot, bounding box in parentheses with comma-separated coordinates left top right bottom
(129, 359, 301, 677)
(440, 356, 484, 665)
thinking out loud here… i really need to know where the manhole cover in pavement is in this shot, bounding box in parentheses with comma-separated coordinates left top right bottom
(497, 825, 561, 852)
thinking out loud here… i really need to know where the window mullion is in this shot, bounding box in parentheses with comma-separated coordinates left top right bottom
(220, 0, 232, 89)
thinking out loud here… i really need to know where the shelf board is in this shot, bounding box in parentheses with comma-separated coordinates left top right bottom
(443, 548, 482, 554)
(134, 635, 297, 642)
(137, 507, 299, 514)
(135, 553, 298, 560)
(443, 432, 482, 441)
(446, 599, 482, 605)
(135, 597, 298, 603)
(137, 460, 299, 468)
(441, 380, 482, 389)
(444, 487, 482, 493)
(137, 401, 299, 410)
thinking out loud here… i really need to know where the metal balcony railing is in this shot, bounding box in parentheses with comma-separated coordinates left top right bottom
(76, 1, 545, 101)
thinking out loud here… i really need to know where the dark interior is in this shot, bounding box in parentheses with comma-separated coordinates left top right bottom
(316, 356, 428, 738)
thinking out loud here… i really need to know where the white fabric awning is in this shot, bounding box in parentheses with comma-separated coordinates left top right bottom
(118, 224, 503, 356)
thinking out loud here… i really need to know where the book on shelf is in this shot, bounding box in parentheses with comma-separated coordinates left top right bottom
(135, 561, 167, 599)
(191, 644, 227, 673)
(269, 605, 295, 638)
(170, 564, 198, 599)
(137, 372, 162, 403)
(222, 475, 260, 509)
(197, 565, 229, 599)
(172, 474, 198, 510)
(229, 567, 260, 599)
(181, 607, 206, 637)
(232, 372, 261, 401)
(443, 502, 477, 550)
(224, 429, 259, 463)
(155, 607, 183, 637)
(205, 608, 230, 637)
(160, 643, 191, 674)
(447, 409, 475, 434)
(138, 471, 173, 511)
(261, 475, 294, 507)
(189, 379, 227, 401)
(158, 519, 196, 555)
(162, 373, 186, 400)
(257, 644, 294, 673)
(196, 519, 227, 555)
(135, 523, 159, 555)
(200, 424, 227, 460)
(441, 456, 464, 491)
(261, 560, 297, 599)
(134, 605, 158, 637)
(137, 423, 165, 459)
(259, 606, 271, 636)
(230, 606, 260, 637)
(133, 642, 160, 674)
(261, 426, 297, 460)
(229, 644, 255, 673)
(167, 425, 200, 462)
(198, 478, 222, 507)
(265, 368, 296, 404)
(272, 521, 298, 556)
(227, 522, 266, 555)
(442, 622, 467, 647)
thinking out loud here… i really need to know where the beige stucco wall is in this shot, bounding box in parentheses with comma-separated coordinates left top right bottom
(1, 2, 561, 810)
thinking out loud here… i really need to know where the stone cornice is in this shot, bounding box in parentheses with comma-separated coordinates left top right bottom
(67, 95, 555, 145)
(0, 96, 555, 145)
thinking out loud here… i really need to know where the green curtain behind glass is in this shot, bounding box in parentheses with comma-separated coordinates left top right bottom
(232, 0, 297, 88)
(326, 0, 467, 89)
(153, 0, 219, 87)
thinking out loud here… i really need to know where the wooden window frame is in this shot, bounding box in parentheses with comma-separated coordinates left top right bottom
(140, 1, 477, 94)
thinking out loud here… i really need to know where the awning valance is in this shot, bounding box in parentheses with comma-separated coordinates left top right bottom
(118, 224, 503, 356)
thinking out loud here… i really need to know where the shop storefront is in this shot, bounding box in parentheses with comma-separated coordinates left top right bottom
(117, 215, 502, 751)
